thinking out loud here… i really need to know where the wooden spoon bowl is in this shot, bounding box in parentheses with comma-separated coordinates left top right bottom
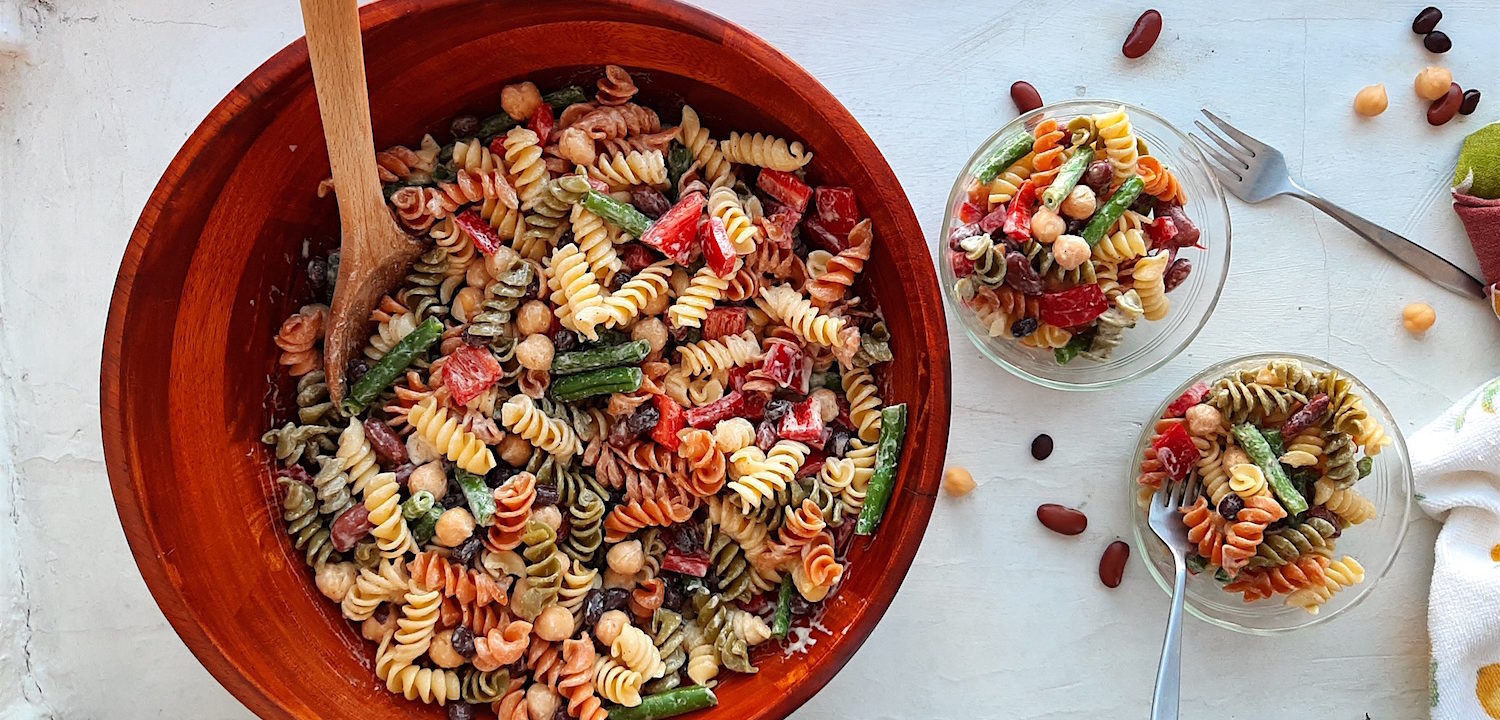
(101, 1, 950, 718)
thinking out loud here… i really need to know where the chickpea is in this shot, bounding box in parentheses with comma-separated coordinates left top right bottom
(1050, 234, 1091, 271)
(508, 577, 532, 616)
(1223, 446, 1250, 468)
(557, 127, 597, 167)
(407, 461, 448, 499)
(434, 507, 477, 547)
(499, 433, 533, 467)
(533, 605, 575, 642)
(602, 569, 635, 589)
(632, 317, 669, 359)
(484, 245, 521, 281)
(1031, 207, 1066, 244)
(594, 610, 630, 647)
(428, 629, 467, 669)
(606, 540, 645, 575)
(406, 433, 439, 466)
(526, 683, 560, 720)
(315, 561, 357, 602)
(516, 300, 553, 337)
(361, 610, 397, 642)
(1184, 404, 1224, 437)
(810, 388, 839, 423)
(452, 286, 483, 323)
(501, 81, 543, 121)
(1415, 66, 1453, 102)
(942, 466, 976, 496)
(1058, 185, 1097, 220)
(517, 333, 555, 372)
(1353, 84, 1388, 117)
(642, 286, 671, 317)
(1403, 302, 1436, 335)
(531, 504, 563, 532)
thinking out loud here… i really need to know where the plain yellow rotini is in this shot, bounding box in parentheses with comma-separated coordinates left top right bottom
(452, 138, 501, 173)
(685, 636, 718, 687)
(596, 261, 670, 329)
(1019, 323, 1071, 349)
(1227, 463, 1270, 499)
(1286, 556, 1365, 614)
(677, 105, 732, 186)
(587, 150, 668, 190)
(819, 457, 855, 497)
(558, 558, 599, 620)
(1280, 428, 1326, 468)
(719, 131, 812, 171)
(408, 396, 496, 475)
(500, 394, 581, 459)
(840, 366, 883, 443)
(338, 420, 380, 496)
(668, 267, 729, 329)
(676, 331, 762, 376)
(842, 439, 876, 514)
(757, 284, 848, 349)
(1132, 253, 1170, 321)
(366, 310, 418, 361)
(1193, 436, 1231, 506)
(593, 655, 644, 707)
(502, 127, 549, 209)
(987, 152, 1034, 208)
(1314, 481, 1377, 525)
(707, 184, 760, 256)
(727, 440, 808, 513)
(1092, 227, 1148, 264)
(547, 243, 608, 339)
(1092, 105, 1139, 187)
(1354, 417, 1392, 456)
(364, 471, 418, 558)
(569, 204, 621, 286)
(341, 558, 409, 621)
(712, 418, 756, 454)
(611, 625, 667, 679)
(376, 627, 462, 705)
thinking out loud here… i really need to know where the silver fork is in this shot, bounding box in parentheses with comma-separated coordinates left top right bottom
(1190, 109, 1485, 299)
(1146, 477, 1200, 720)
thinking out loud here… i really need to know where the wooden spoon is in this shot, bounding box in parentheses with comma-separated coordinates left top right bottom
(299, 0, 424, 404)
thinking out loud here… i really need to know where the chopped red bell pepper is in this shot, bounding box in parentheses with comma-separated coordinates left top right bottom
(802, 216, 847, 254)
(651, 394, 687, 451)
(1165, 381, 1211, 418)
(812, 186, 859, 235)
(453, 209, 505, 255)
(949, 249, 976, 277)
(488, 137, 507, 156)
(661, 547, 710, 577)
(1002, 179, 1037, 241)
(796, 449, 827, 478)
(979, 205, 1008, 234)
(640, 192, 706, 263)
(702, 307, 747, 341)
(726, 365, 752, 392)
(956, 198, 985, 225)
(1147, 215, 1178, 248)
(778, 397, 826, 444)
(1151, 422, 1200, 481)
(699, 216, 737, 278)
(684, 391, 746, 429)
(1038, 284, 1109, 328)
(759, 342, 802, 388)
(757, 169, 812, 212)
(443, 344, 503, 406)
(527, 103, 555, 142)
(617, 242, 662, 273)
(764, 202, 803, 236)
(793, 356, 813, 396)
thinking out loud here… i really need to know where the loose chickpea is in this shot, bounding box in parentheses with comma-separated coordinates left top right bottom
(607, 540, 645, 575)
(526, 683, 560, 720)
(516, 300, 553, 336)
(534, 605, 575, 642)
(1223, 446, 1250, 468)
(1031, 206, 1066, 244)
(557, 127, 597, 167)
(501, 81, 543, 120)
(407, 461, 448, 499)
(1353, 84, 1388, 116)
(484, 245, 521, 281)
(508, 577, 532, 616)
(452, 286, 483, 323)
(517, 333, 555, 372)
(315, 561, 357, 602)
(594, 610, 630, 646)
(428, 629, 467, 669)
(1415, 66, 1454, 102)
(361, 610, 397, 642)
(1050, 234, 1091, 271)
(406, 433, 440, 466)
(1184, 404, 1224, 437)
(531, 504, 563, 532)
(810, 388, 839, 423)
(1403, 302, 1436, 335)
(1059, 185, 1097, 220)
(642, 286, 671, 317)
(434, 507, 477, 547)
(602, 569, 635, 589)
(632, 317, 669, 358)
(499, 433, 533, 467)
(942, 466, 976, 496)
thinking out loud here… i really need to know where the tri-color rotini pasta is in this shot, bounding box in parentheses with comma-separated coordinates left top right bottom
(262, 66, 907, 718)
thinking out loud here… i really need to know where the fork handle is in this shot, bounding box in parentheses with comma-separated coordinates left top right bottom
(1287, 189, 1486, 299)
(1151, 558, 1186, 720)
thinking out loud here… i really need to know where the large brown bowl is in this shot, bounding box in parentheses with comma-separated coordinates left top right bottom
(100, 1, 950, 718)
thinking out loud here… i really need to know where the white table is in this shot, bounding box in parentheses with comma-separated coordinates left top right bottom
(2, 0, 1496, 717)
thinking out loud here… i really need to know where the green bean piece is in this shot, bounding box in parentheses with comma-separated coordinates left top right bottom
(666, 143, 694, 201)
(543, 86, 588, 109)
(607, 686, 718, 720)
(342, 317, 443, 414)
(1040, 147, 1094, 210)
(1053, 333, 1091, 365)
(973, 132, 1036, 184)
(772, 576, 794, 639)
(1262, 429, 1285, 459)
(551, 366, 644, 403)
(456, 470, 496, 526)
(1356, 456, 1373, 479)
(856, 404, 909, 535)
(551, 339, 651, 375)
(478, 113, 521, 140)
(402, 491, 441, 545)
(583, 190, 651, 237)
(1081, 175, 1145, 246)
(1230, 423, 1308, 515)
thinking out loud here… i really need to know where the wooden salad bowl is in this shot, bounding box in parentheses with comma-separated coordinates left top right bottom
(100, 0, 950, 717)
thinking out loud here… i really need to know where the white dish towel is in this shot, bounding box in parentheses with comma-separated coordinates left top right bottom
(1412, 378, 1500, 719)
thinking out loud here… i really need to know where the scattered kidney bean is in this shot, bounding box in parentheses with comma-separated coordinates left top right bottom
(1460, 89, 1482, 115)
(1282, 393, 1331, 436)
(1083, 161, 1114, 195)
(949, 222, 981, 249)
(1031, 434, 1054, 460)
(1412, 6, 1442, 34)
(1163, 258, 1192, 292)
(1428, 82, 1464, 125)
(1099, 541, 1130, 588)
(1037, 504, 1088, 535)
(363, 418, 408, 465)
(1122, 9, 1163, 59)
(1004, 251, 1046, 294)
(1216, 493, 1245, 519)
(1010, 81, 1043, 113)
(330, 505, 374, 551)
(1423, 30, 1451, 53)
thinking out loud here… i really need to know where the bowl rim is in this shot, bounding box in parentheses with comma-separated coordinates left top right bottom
(938, 98, 1233, 391)
(1128, 351, 1414, 634)
(97, 1, 950, 717)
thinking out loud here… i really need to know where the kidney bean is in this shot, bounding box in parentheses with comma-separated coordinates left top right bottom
(1165, 204, 1201, 247)
(1004, 251, 1046, 295)
(392, 462, 415, 488)
(533, 483, 560, 507)
(1122, 9, 1163, 59)
(1010, 81, 1043, 113)
(1216, 493, 1244, 519)
(330, 505, 374, 551)
(363, 418, 408, 465)
(1099, 540, 1130, 588)
(1460, 89, 1482, 115)
(1083, 161, 1113, 195)
(1306, 506, 1344, 538)
(1412, 6, 1442, 34)
(1031, 434, 1054, 460)
(630, 188, 672, 219)
(949, 222, 981, 249)
(1281, 393, 1331, 437)
(1423, 30, 1451, 53)
(755, 420, 778, 451)
(1163, 258, 1193, 292)
(1428, 83, 1463, 125)
(1036, 503, 1088, 535)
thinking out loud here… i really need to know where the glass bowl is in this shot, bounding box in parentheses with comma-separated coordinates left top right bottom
(939, 99, 1232, 390)
(1129, 353, 1413, 634)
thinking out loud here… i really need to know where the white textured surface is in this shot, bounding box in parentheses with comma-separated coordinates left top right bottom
(1, 0, 1498, 718)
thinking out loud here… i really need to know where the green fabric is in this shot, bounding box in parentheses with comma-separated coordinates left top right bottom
(1454, 122, 1500, 199)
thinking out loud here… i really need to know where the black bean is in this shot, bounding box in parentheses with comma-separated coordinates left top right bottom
(630, 188, 673, 219)
(1009, 316, 1038, 338)
(826, 428, 851, 458)
(451, 626, 477, 657)
(448, 702, 475, 720)
(661, 578, 684, 611)
(440, 488, 466, 509)
(1064, 218, 1089, 236)
(1412, 6, 1442, 34)
(306, 256, 328, 295)
(486, 466, 517, 489)
(671, 522, 702, 553)
(453, 535, 484, 565)
(552, 707, 572, 720)
(450, 115, 480, 138)
(1460, 89, 1482, 115)
(1030, 433, 1054, 460)
(581, 589, 607, 628)
(533, 483, 560, 507)
(623, 405, 660, 436)
(1423, 30, 1451, 53)
(763, 398, 794, 425)
(551, 329, 579, 353)
(603, 588, 631, 614)
(1217, 493, 1244, 519)
(1129, 192, 1158, 215)
(345, 358, 372, 385)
